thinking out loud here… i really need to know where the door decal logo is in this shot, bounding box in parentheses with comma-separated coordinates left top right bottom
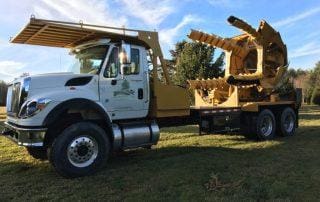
(113, 80, 135, 96)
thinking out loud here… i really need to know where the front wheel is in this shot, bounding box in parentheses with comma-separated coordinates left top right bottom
(48, 122, 110, 178)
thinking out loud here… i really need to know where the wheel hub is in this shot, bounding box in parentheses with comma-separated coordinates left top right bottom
(67, 136, 99, 168)
(77, 145, 89, 156)
(284, 114, 294, 133)
(260, 116, 273, 137)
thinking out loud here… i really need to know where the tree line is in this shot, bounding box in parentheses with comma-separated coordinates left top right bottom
(304, 62, 320, 104)
(0, 41, 319, 106)
(0, 80, 7, 106)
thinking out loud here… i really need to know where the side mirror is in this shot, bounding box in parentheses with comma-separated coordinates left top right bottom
(119, 41, 131, 65)
(119, 41, 131, 78)
(120, 65, 130, 78)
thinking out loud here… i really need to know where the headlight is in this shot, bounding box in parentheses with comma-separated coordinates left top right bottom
(18, 98, 52, 118)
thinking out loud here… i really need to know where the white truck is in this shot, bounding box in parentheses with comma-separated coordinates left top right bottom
(2, 17, 301, 178)
(2, 17, 192, 177)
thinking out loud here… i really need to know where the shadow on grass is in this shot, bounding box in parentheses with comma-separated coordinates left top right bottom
(299, 112, 320, 121)
(0, 122, 319, 201)
(1, 116, 319, 177)
(298, 106, 320, 122)
(0, 105, 320, 200)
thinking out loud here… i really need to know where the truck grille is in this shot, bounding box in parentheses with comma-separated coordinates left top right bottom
(6, 78, 30, 117)
(7, 82, 21, 116)
(6, 85, 13, 113)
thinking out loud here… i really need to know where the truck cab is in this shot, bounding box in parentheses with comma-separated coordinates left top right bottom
(73, 39, 150, 120)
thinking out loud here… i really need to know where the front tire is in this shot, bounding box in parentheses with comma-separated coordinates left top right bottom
(277, 107, 296, 136)
(49, 122, 110, 178)
(255, 109, 276, 140)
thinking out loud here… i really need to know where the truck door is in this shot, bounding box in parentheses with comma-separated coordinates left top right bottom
(99, 45, 149, 120)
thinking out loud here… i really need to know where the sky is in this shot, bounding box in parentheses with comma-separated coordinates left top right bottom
(0, 0, 320, 82)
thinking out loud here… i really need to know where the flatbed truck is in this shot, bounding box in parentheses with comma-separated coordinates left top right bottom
(2, 16, 301, 177)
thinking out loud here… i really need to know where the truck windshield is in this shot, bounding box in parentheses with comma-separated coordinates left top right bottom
(69, 45, 109, 74)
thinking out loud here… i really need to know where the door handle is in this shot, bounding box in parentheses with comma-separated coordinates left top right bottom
(138, 88, 143, 99)
(111, 79, 117, 85)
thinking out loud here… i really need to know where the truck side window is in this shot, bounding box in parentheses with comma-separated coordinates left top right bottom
(126, 48, 140, 75)
(104, 47, 119, 78)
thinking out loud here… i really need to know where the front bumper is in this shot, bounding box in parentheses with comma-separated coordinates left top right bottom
(1, 122, 47, 147)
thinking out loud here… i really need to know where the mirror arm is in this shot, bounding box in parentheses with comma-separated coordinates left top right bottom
(120, 65, 125, 79)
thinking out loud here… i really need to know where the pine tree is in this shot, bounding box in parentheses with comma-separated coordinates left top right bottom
(170, 41, 225, 86)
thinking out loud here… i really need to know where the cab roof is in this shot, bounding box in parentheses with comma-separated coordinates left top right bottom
(11, 17, 153, 48)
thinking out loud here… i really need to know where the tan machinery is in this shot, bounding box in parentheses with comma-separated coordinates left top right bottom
(186, 16, 301, 139)
(188, 16, 289, 109)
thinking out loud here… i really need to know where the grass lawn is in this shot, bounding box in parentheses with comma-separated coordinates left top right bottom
(0, 105, 319, 201)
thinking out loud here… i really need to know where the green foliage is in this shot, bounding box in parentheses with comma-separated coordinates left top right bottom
(0, 80, 8, 106)
(305, 62, 320, 104)
(311, 88, 320, 105)
(286, 68, 307, 79)
(275, 70, 295, 96)
(305, 87, 314, 104)
(170, 40, 225, 86)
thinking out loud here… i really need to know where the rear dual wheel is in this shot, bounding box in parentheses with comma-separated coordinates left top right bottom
(254, 107, 296, 140)
(277, 107, 296, 137)
(255, 109, 276, 140)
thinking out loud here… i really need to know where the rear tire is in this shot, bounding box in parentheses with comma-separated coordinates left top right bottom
(255, 109, 276, 140)
(26, 147, 48, 160)
(277, 107, 296, 136)
(48, 122, 110, 178)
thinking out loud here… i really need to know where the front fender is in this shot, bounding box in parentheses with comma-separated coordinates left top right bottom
(7, 85, 103, 126)
(43, 98, 112, 127)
